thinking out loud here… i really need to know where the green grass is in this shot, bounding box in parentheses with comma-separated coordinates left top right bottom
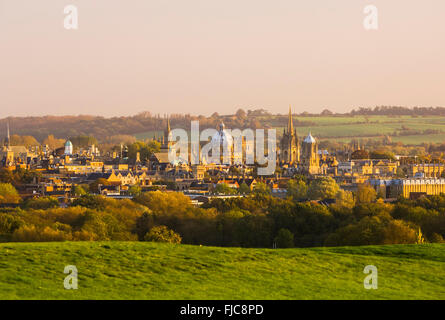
(0, 242, 444, 300)
(391, 134, 445, 145)
(134, 116, 445, 145)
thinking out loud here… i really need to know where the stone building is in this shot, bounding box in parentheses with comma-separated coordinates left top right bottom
(300, 132, 320, 175)
(279, 106, 300, 164)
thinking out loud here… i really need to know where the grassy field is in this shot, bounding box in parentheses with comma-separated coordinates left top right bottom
(134, 115, 445, 145)
(0, 242, 443, 300)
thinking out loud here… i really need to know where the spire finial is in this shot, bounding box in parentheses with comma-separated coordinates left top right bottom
(288, 105, 294, 134)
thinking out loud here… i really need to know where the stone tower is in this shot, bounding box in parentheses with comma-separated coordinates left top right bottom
(301, 132, 320, 174)
(279, 106, 300, 164)
(161, 116, 172, 150)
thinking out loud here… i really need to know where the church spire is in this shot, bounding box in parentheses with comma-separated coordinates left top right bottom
(167, 116, 171, 134)
(288, 105, 294, 135)
(5, 122, 10, 148)
(165, 116, 171, 148)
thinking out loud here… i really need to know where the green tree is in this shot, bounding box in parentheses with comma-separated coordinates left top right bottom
(133, 191, 193, 216)
(0, 183, 21, 204)
(287, 179, 307, 200)
(128, 141, 160, 161)
(144, 225, 182, 244)
(253, 182, 271, 195)
(22, 196, 59, 210)
(0, 168, 15, 184)
(238, 183, 251, 195)
(335, 189, 355, 208)
(214, 183, 236, 195)
(74, 185, 89, 196)
(383, 220, 418, 244)
(308, 177, 339, 200)
(356, 184, 377, 204)
(128, 185, 142, 196)
(275, 228, 294, 248)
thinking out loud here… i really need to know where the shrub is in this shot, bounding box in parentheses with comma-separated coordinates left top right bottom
(382, 220, 418, 244)
(133, 191, 193, 216)
(12, 226, 72, 242)
(0, 214, 24, 234)
(275, 228, 294, 248)
(144, 225, 182, 244)
(71, 194, 110, 210)
(0, 183, 21, 204)
(429, 233, 444, 243)
(23, 197, 59, 210)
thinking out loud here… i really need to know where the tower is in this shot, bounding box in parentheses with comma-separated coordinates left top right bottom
(5, 122, 10, 149)
(2, 122, 15, 165)
(279, 106, 300, 164)
(301, 132, 320, 175)
(161, 116, 172, 150)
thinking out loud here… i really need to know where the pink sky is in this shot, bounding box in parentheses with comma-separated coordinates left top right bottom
(1, 0, 444, 118)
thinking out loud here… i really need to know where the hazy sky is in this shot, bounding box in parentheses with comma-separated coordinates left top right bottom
(1, 0, 444, 118)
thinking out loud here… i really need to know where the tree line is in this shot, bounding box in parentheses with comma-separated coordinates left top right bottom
(0, 179, 443, 247)
(4, 106, 444, 143)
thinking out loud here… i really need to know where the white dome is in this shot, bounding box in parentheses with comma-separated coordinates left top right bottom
(304, 132, 316, 144)
(211, 123, 233, 147)
(64, 140, 73, 155)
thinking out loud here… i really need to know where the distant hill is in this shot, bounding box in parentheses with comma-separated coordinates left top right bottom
(0, 111, 310, 142)
(1, 106, 445, 143)
(0, 242, 443, 299)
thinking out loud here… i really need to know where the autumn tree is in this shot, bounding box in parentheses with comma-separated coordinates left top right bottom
(356, 184, 377, 204)
(42, 135, 65, 149)
(0, 183, 21, 204)
(308, 177, 339, 200)
(287, 179, 308, 200)
(128, 141, 160, 161)
(214, 183, 236, 195)
(144, 225, 182, 244)
(238, 183, 251, 195)
(253, 182, 271, 195)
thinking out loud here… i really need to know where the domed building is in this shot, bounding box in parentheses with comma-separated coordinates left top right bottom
(301, 132, 320, 174)
(64, 140, 73, 156)
(206, 122, 234, 165)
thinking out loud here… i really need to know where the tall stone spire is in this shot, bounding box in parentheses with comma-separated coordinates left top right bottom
(160, 116, 172, 150)
(5, 122, 10, 148)
(164, 116, 171, 143)
(288, 105, 294, 135)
